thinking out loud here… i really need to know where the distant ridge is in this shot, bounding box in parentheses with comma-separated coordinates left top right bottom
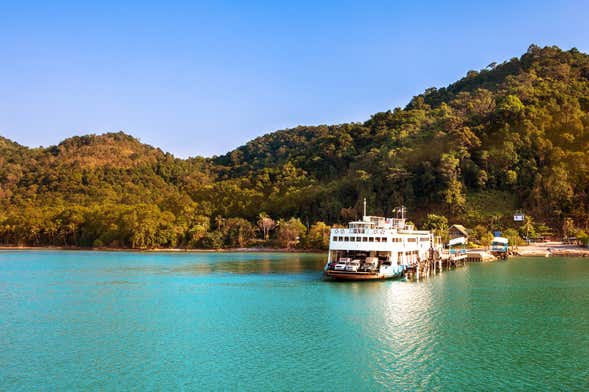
(1, 45, 588, 248)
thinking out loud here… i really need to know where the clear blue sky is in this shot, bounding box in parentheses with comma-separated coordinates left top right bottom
(1, 1, 587, 157)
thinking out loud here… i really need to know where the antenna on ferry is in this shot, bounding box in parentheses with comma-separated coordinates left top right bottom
(363, 198, 367, 218)
(393, 206, 406, 220)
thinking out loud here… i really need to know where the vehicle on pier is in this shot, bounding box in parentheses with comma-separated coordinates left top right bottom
(323, 204, 442, 281)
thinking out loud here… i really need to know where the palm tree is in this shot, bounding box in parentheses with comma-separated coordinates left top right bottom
(215, 216, 225, 231)
(257, 212, 276, 240)
(562, 218, 575, 240)
(521, 216, 535, 243)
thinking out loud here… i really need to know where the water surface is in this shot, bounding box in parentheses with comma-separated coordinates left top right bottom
(1, 251, 588, 390)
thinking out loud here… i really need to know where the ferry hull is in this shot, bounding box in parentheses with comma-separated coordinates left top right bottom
(323, 270, 403, 281)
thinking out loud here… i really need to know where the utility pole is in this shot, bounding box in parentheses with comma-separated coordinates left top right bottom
(363, 198, 367, 218)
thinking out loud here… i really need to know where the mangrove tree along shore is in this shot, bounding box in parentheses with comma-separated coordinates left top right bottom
(1, 45, 589, 250)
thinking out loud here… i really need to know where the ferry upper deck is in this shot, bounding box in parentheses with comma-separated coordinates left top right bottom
(329, 215, 434, 252)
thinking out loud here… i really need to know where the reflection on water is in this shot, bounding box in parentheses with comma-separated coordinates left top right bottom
(0, 251, 588, 391)
(171, 252, 326, 275)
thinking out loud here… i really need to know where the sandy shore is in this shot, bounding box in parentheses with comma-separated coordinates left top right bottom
(513, 242, 589, 257)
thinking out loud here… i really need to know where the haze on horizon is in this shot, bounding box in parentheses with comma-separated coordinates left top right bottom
(1, 0, 587, 158)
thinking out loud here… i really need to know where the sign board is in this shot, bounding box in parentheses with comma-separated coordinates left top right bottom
(514, 214, 524, 222)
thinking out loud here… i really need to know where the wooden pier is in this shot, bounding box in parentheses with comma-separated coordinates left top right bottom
(466, 251, 497, 262)
(405, 249, 502, 280)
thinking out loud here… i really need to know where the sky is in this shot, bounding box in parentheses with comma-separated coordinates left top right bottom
(0, 1, 587, 157)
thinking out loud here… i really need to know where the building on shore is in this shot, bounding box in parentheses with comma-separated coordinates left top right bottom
(449, 224, 469, 243)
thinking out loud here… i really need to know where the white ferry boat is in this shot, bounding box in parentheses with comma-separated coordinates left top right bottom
(324, 204, 442, 281)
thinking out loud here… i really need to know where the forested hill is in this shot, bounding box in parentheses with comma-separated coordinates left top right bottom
(1, 45, 588, 249)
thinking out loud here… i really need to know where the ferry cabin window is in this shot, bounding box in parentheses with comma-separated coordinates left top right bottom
(382, 237, 387, 242)
(369, 237, 374, 242)
(362, 237, 368, 242)
(375, 237, 380, 242)
(344, 237, 349, 241)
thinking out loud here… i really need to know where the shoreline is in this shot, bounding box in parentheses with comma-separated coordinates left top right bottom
(512, 242, 589, 257)
(514, 250, 589, 257)
(1, 244, 588, 257)
(0, 245, 325, 254)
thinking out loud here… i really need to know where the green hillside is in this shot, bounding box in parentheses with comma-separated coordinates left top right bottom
(1, 45, 588, 248)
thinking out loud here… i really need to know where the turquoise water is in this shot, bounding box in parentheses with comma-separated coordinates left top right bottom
(1, 251, 588, 391)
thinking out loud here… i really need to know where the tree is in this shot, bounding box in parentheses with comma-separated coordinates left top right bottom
(306, 222, 331, 249)
(201, 231, 224, 249)
(471, 224, 488, 245)
(496, 94, 524, 118)
(562, 218, 575, 239)
(257, 212, 277, 240)
(225, 218, 256, 248)
(503, 228, 523, 248)
(480, 232, 494, 248)
(214, 216, 225, 231)
(57, 207, 86, 246)
(519, 216, 536, 242)
(438, 154, 466, 214)
(422, 214, 449, 239)
(277, 218, 307, 249)
(576, 230, 588, 246)
(535, 223, 553, 240)
(187, 215, 210, 247)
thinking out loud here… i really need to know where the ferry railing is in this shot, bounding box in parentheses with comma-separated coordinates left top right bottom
(332, 228, 389, 235)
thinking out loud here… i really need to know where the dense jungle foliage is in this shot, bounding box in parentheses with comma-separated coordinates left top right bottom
(1, 45, 588, 249)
